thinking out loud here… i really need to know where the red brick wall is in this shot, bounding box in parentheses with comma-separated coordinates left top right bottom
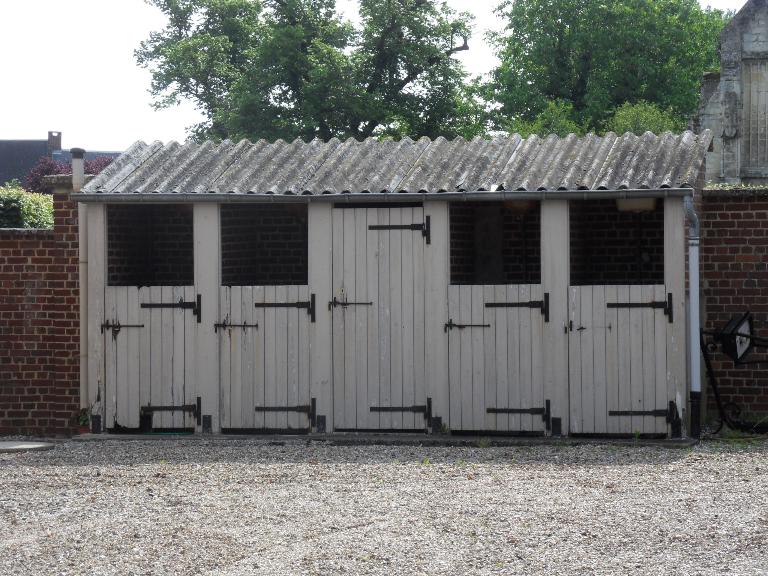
(0, 190, 80, 436)
(701, 188, 768, 423)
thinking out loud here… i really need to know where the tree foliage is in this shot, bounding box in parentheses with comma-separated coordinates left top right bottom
(507, 100, 583, 138)
(488, 0, 730, 131)
(605, 101, 686, 135)
(137, 0, 485, 141)
(0, 181, 54, 229)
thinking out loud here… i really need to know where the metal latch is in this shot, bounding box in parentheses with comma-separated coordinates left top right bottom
(100, 320, 144, 339)
(141, 294, 202, 323)
(329, 296, 373, 310)
(444, 319, 491, 332)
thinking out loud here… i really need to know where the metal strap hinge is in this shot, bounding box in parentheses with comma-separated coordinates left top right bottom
(485, 293, 550, 322)
(254, 293, 316, 323)
(255, 398, 317, 428)
(141, 294, 202, 323)
(369, 216, 431, 244)
(607, 293, 673, 323)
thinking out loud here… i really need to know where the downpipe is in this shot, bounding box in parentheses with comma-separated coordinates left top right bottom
(684, 196, 702, 438)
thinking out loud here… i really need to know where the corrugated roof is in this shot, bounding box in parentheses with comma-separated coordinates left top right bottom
(83, 131, 712, 197)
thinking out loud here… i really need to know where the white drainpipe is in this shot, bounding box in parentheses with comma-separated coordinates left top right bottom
(684, 196, 702, 437)
(72, 148, 88, 411)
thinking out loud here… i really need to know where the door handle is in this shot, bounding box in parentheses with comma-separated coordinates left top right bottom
(577, 326, 587, 332)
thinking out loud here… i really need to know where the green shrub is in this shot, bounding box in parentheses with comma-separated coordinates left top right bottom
(605, 101, 687, 135)
(508, 100, 585, 138)
(0, 181, 54, 229)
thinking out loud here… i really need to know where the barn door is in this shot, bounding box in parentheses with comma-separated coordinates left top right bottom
(331, 205, 428, 432)
(568, 285, 672, 435)
(447, 285, 548, 433)
(217, 286, 313, 432)
(103, 285, 200, 431)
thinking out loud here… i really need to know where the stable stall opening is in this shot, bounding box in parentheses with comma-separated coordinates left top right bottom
(107, 204, 194, 286)
(570, 199, 664, 285)
(450, 201, 541, 285)
(220, 204, 308, 286)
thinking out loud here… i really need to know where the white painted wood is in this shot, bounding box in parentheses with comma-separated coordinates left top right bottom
(616, 284, 631, 434)
(342, 209, 357, 429)
(604, 285, 620, 434)
(264, 285, 278, 430)
(592, 285, 607, 435)
(654, 284, 668, 435)
(298, 285, 310, 431)
(641, 284, 656, 434)
(115, 287, 129, 428)
(389, 209, 403, 430)
(194, 204, 220, 432)
(104, 287, 117, 428)
(580, 285, 594, 434)
(423, 201, 448, 428)
(459, 284, 472, 430)
(331, 207, 346, 429)
(219, 287, 231, 428)
(86, 204, 106, 424)
(518, 285, 533, 432)
(541, 200, 570, 434)
(506, 285, 521, 432)
(401, 209, 415, 430)
(448, 285, 461, 429)
(629, 284, 644, 434)
(287, 285, 300, 430)
(253, 286, 266, 429)
(308, 202, 334, 431)
(229, 286, 243, 430)
(174, 286, 187, 429)
(530, 284, 545, 434)
(126, 288, 141, 428)
(241, 286, 255, 429)
(160, 286, 174, 429)
(149, 285, 163, 429)
(366, 209, 380, 430)
(665, 198, 687, 434)
(483, 285, 496, 431)
(568, 286, 581, 433)
(470, 285, 485, 430)
(493, 285, 509, 432)
(377, 208, 392, 430)
(354, 210, 369, 430)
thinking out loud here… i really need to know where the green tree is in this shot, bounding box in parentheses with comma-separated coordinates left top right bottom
(508, 100, 583, 137)
(488, 0, 730, 131)
(137, 0, 485, 141)
(605, 101, 687, 135)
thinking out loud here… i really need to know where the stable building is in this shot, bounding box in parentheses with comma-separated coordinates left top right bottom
(76, 131, 712, 437)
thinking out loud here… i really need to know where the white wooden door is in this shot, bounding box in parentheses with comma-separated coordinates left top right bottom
(568, 285, 671, 435)
(103, 285, 198, 431)
(217, 286, 312, 432)
(331, 206, 428, 431)
(447, 285, 547, 433)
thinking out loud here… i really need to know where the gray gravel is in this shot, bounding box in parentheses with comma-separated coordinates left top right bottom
(0, 438, 766, 576)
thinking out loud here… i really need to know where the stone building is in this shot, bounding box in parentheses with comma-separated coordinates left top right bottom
(697, 0, 768, 184)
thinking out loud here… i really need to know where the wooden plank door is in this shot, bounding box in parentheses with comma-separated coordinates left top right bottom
(568, 285, 671, 435)
(331, 206, 428, 432)
(447, 285, 547, 434)
(217, 285, 312, 432)
(103, 285, 198, 431)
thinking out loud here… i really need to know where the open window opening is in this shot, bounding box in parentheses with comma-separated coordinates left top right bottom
(570, 199, 664, 286)
(221, 204, 308, 286)
(450, 201, 541, 285)
(107, 204, 194, 286)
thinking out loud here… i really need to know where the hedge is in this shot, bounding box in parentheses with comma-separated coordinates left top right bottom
(0, 181, 54, 229)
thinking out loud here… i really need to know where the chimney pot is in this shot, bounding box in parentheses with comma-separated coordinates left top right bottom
(71, 148, 86, 192)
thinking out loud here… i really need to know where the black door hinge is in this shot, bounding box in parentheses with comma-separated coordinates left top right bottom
(255, 398, 317, 428)
(370, 398, 433, 430)
(607, 293, 673, 323)
(254, 293, 316, 323)
(140, 396, 201, 431)
(485, 292, 549, 322)
(141, 294, 202, 323)
(487, 399, 551, 430)
(369, 215, 431, 244)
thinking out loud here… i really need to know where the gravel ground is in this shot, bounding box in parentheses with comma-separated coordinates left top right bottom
(0, 438, 766, 576)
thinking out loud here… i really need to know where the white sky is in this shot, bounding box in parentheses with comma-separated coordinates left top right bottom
(0, 0, 748, 151)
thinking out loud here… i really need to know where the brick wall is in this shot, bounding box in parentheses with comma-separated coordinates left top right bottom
(108, 204, 194, 286)
(450, 201, 541, 285)
(701, 188, 768, 423)
(0, 189, 80, 436)
(221, 204, 308, 286)
(570, 199, 665, 286)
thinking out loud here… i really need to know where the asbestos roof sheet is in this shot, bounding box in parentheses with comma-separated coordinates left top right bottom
(83, 130, 712, 197)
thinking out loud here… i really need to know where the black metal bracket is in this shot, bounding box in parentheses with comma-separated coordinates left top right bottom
(369, 215, 431, 244)
(607, 293, 673, 323)
(487, 399, 551, 431)
(444, 319, 491, 332)
(485, 292, 550, 323)
(141, 294, 202, 323)
(254, 293, 316, 323)
(608, 401, 679, 424)
(370, 397, 433, 430)
(141, 396, 202, 428)
(255, 398, 317, 428)
(329, 297, 373, 310)
(214, 318, 259, 333)
(100, 320, 145, 339)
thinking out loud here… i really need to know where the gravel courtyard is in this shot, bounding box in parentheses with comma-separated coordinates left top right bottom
(0, 438, 766, 576)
